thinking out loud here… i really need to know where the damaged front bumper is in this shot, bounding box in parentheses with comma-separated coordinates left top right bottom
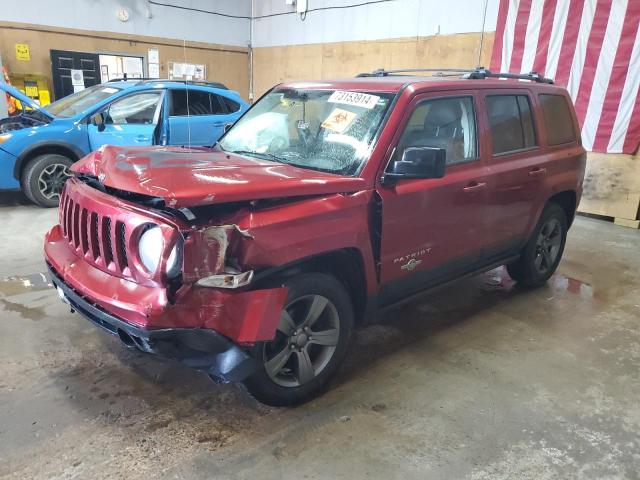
(44, 219, 288, 382)
(49, 264, 257, 382)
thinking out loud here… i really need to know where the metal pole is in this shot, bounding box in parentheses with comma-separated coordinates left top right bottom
(249, 0, 254, 102)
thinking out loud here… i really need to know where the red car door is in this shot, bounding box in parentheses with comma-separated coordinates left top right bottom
(376, 91, 489, 305)
(480, 89, 549, 261)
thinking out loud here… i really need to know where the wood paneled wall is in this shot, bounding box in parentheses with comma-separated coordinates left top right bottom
(252, 32, 495, 98)
(0, 22, 249, 99)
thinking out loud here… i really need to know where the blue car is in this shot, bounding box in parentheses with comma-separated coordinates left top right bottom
(0, 80, 248, 206)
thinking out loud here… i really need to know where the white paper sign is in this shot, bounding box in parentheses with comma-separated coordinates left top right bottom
(148, 48, 159, 64)
(194, 64, 205, 80)
(148, 63, 160, 78)
(328, 91, 380, 109)
(70, 69, 84, 86)
(73, 84, 85, 93)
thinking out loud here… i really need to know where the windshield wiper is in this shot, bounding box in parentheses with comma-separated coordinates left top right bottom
(229, 150, 287, 164)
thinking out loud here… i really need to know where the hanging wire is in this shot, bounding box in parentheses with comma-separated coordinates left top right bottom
(148, 0, 397, 20)
(478, 0, 489, 68)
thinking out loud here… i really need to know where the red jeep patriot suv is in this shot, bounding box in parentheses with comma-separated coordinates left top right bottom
(45, 68, 586, 405)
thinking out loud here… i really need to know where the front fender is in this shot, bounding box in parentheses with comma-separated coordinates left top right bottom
(181, 191, 378, 297)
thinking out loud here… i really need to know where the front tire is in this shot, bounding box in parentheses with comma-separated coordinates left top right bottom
(507, 203, 568, 288)
(22, 153, 73, 207)
(243, 273, 353, 406)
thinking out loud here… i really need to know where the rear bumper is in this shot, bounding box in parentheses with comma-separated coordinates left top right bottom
(48, 264, 257, 382)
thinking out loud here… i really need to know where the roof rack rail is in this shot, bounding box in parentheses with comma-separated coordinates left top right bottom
(357, 68, 474, 77)
(356, 67, 554, 84)
(107, 77, 229, 89)
(461, 67, 554, 84)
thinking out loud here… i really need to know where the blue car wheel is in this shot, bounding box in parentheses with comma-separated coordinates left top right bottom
(22, 154, 73, 207)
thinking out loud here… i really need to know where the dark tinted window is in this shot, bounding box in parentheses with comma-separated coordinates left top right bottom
(539, 94, 576, 145)
(170, 89, 212, 116)
(397, 96, 477, 165)
(210, 94, 228, 114)
(487, 95, 537, 154)
(220, 96, 241, 113)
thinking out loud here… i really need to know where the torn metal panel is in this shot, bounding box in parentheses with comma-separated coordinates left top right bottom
(182, 224, 253, 282)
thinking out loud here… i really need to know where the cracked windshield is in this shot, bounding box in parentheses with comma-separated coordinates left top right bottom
(219, 89, 394, 175)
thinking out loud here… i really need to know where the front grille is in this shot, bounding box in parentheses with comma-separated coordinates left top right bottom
(60, 194, 130, 274)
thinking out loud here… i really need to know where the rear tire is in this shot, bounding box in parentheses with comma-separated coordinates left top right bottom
(507, 203, 568, 288)
(243, 273, 353, 406)
(22, 153, 73, 207)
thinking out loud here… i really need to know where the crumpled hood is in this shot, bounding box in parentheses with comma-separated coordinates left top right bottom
(71, 145, 367, 208)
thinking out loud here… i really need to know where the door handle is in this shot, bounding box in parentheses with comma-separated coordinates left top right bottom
(212, 122, 225, 127)
(462, 181, 487, 193)
(135, 135, 149, 142)
(529, 167, 547, 177)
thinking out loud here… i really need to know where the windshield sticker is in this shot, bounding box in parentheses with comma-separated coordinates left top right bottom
(328, 91, 380, 109)
(102, 87, 118, 94)
(321, 108, 358, 133)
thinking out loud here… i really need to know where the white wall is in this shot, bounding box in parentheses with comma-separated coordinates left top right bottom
(1, 0, 251, 47)
(252, 0, 499, 48)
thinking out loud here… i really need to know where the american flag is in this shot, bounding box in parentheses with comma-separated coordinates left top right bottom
(490, 0, 640, 154)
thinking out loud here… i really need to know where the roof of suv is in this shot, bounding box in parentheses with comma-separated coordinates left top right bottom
(278, 71, 563, 94)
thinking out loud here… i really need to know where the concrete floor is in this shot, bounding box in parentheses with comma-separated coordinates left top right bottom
(1, 191, 639, 480)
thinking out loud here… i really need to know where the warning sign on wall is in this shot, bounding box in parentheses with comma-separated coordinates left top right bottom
(15, 44, 30, 61)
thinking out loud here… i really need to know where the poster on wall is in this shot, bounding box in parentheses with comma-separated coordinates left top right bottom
(148, 63, 160, 78)
(170, 62, 205, 81)
(15, 44, 30, 61)
(194, 65, 205, 81)
(148, 48, 159, 64)
(71, 69, 85, 93)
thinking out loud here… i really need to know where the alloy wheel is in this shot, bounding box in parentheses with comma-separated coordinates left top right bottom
(263, 294, 340, 388)
(534, 217, 562, 275)
(38, 163, 71, 200)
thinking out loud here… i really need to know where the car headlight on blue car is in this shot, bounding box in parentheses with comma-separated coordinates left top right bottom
(138, 225, 182, 278)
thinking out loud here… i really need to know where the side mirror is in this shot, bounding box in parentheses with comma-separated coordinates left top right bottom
(384, 147, 446, 182)
(223, 122, 234, 133)
(91, 112, 106, 132)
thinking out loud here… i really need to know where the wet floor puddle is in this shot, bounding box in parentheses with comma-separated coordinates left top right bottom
(0, 272, 52, 320)
(480, 266, 595, 300)
(0, 272, 52, 296)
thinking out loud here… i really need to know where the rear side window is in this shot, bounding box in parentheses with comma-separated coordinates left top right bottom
(487, 95, 537, 154)
(170, 89, 212, 116)
(220, 96, 241, 113)
(210, 94, 228, 114)
(539, 94, 576, 145)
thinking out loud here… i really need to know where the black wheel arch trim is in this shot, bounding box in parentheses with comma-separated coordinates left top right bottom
(13, 141, 86, 180)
